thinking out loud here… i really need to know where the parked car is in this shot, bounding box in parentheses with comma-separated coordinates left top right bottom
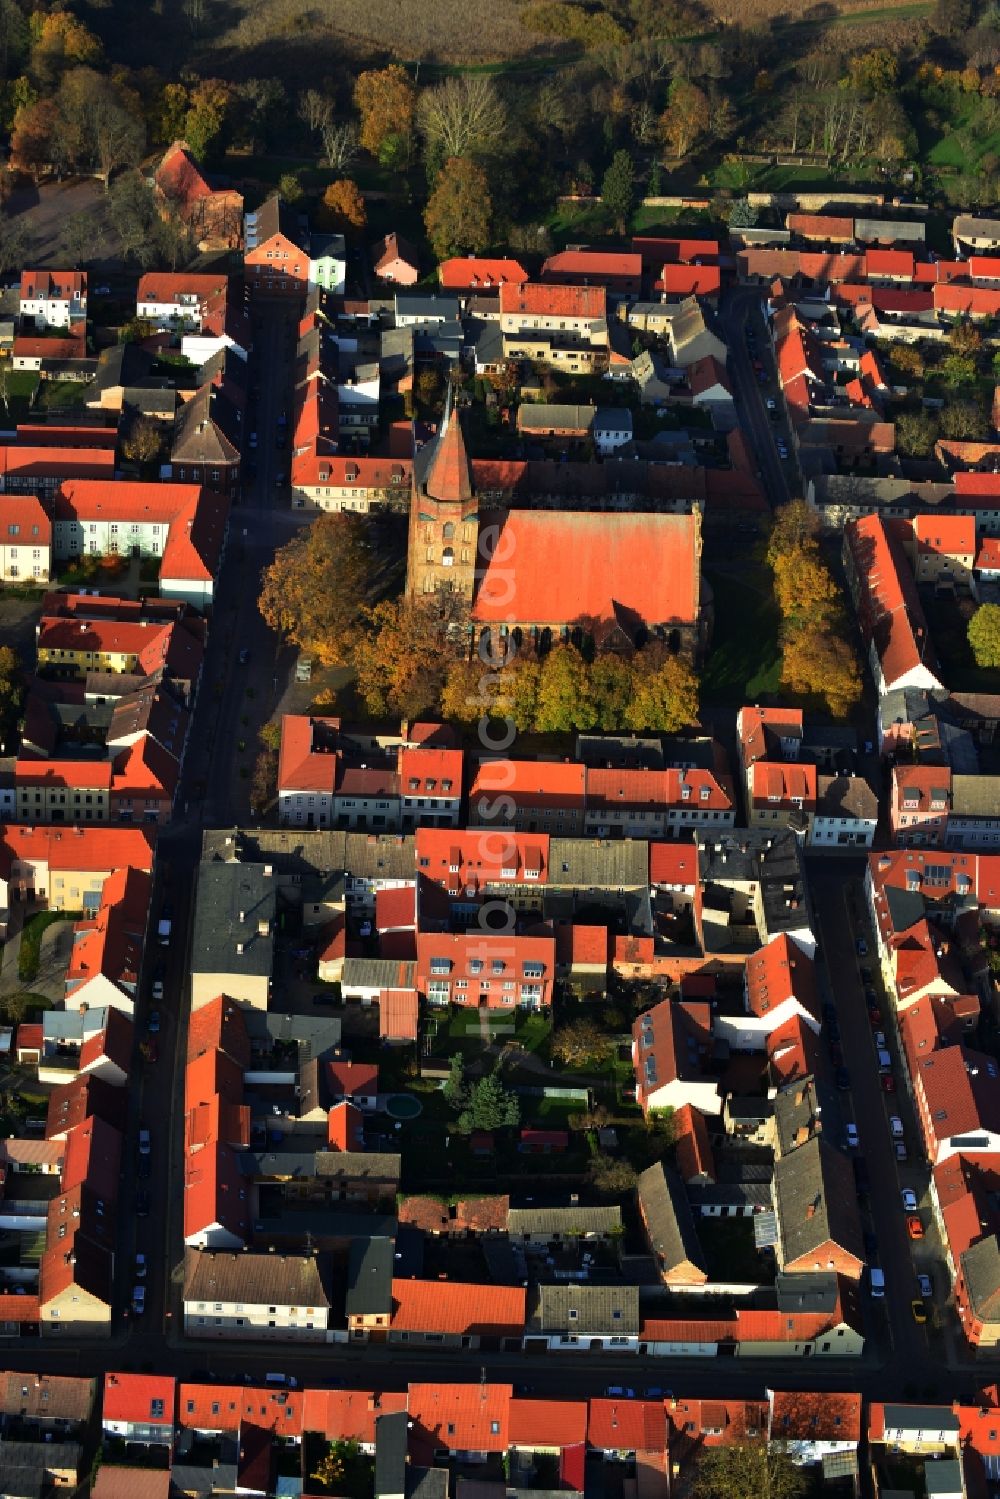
(890, 1116, 904, 1138)
(861, 966, 873, 982)
(151, 977, 164, 1001)
(845, 1123, 859, 1149)
(132, 1286, 145, 1315)
(135, 1253, 147, 1279)
(239, 648, 250, 665)
(765, 397, 777, 411)
(895, 1141, 907, 1161)
(148, 1012, 160, 1035)
(907, 1214, 925, 1240)
(856, 937, 868, 956)
(868, 1005, 882, 1025)
(827, 1017, 841, 1043)
(874, 1030, 887, 1049)
(911, 1298, 927, 1323)
(901, 1188, 918, 1211)
(882, 1074, 896, 1093)
(138, 1128, 151, 1155)
(835, 1066, 851, 1091)
(918, 1273, 933, 1298)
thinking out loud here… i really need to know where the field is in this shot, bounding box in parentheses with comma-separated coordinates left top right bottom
(203, 0, 571, 67)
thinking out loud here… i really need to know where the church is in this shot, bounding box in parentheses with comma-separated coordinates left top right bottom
(405, 394, 709, 658)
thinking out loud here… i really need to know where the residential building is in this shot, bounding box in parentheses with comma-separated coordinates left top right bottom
(189, 860, 276, 1010)
(102, 1373, 176, 1445)
(631, 998, 720, 1117)
(0, 496, 51, 584)
(525, 1285, 640, 1352)
(843, 515, 944, 696)
(372, 233, 420, 286)
(19, 271, 86, 329)
(771, 1136, 865, 1278)
(891, 766, 951, 846)
(244, 196, 309, 296)
(415, 931, 555, 1010)
(636, 1161, 708, 1287)
(388, 1280, 525, 1349)
(182, 1249, 331, 1339)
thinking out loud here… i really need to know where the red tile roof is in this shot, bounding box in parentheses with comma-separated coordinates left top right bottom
(542, 250, 641, 282)
(439, 257, 528, 291)
(186, 995, 251, 1068)
(499, 281, 606, 320)
(327, 1059, 378, 1098)
(375, 885, 417, 930)
(509, 1397, 588, 1446)
(673, 1102, 716, 1183)
(866, 248, 915, 279)
(632, 235, 719, 265)
(407, 1383, 512, 1452)
(178, 1382, 304, 1437)
(416, 827, 549, 889)
(277, 714, 340, 795)
(749, 760, 817, 811)
(0, 493, 51, 544)
(649, 842, 699, 887)
(935, 284, 1000, 316)
(20, 269, 86, 301)
(786, 213, 854, 242)
(391, 1278, 526, 1336)
(914, 513, 976, 555)
(379, 988, 418, 1042)
(770, 1389, 861, 1442)
(473, 510, 699, 629)
(103, 1373, 176, 1428)
(658, 264, 721, 296)
(589, 1398, 666, 1451)
(137, 272, 229, 303)
(301, 1388, 407, 1442)
(398, 744, 463, 797)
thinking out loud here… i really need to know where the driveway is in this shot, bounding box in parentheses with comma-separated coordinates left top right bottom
(6, 178, 123, 269)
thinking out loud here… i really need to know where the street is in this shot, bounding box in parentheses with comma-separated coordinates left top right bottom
(719, 286, 792, 508)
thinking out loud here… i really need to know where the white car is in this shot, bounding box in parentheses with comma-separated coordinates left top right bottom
(152, 978, 164, 1001)
(135, 1253, 147, 1278)
(765, 397, 777, 411)
(874, 1031, 887, 1049)
(901, 1188, 918, 1212)
(132, 1286, 146, 1315)
(138, 1128, 151, 1156)
(845, 1123, 859, 1149)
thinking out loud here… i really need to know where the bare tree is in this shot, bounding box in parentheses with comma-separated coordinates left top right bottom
(298, 88, 333, 134)
(59, 212, 93, 269)
(93, 97, 145, 186)
(417, 75, 506, 159)
(319, 119, 359, 172)
(0, 213, 28, 279)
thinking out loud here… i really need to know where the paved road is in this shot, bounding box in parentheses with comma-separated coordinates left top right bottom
(809, 865, 959, 1394)
(718, 287, 791, 508)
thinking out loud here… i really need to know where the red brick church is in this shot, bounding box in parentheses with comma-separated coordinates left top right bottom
(406, 394, 708, 657)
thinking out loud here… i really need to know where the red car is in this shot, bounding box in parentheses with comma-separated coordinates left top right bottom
(868, 1006, 882, 1025)
(882, 1074, 896, 1092)
(907, 1214, 925, 1240)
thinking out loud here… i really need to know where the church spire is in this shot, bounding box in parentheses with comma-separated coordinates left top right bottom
(423, 384, 473, 504)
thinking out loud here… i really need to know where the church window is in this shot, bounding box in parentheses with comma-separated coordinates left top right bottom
(443, 522, 455, 540)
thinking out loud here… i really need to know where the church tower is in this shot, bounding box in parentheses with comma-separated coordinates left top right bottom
(406, 389, 478, 606)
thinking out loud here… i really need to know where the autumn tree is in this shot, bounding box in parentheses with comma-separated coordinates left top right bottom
(601, 149, 636, 233)
(352, 597, 451, 719)
(417, 74, 506, 159)
(659, 79, 709, 158)
(552, 1019, 614, 1068)
(589, 1155, 637, 1192)
(9, 96, 57, 178)
(440, 656, 492, 724)
(766, 498, 819, 568)
(316, 179, 366, 235)
(354, 64, 416, 156)
(969, 603, 1000, 667)
(0, 211, 27, 279)
(424, 156, 493, 259)
(771, 546, 839, 632)
(625, 646, 699, 732)
(888, 342, 924, 380)
(940, 398, 989, 440)
(941, 352, 977, 388)
(259, 513, 371, 667)
(535, 644, 595, 733)
(29, 9, 102, 90)
(782, 629, 860, 719)
(950, 318, 983, 357)
(591, 654, 634, 730)
(691, 1440, 807, 1499)
(250, 748, 278, 816)
(121, 414, 164, 466)
(896, 409, 939, 458)
(183, 79, 231, 161)
(492, 654, 542, 732)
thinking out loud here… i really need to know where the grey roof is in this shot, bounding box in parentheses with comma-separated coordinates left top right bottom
(182, 1248, 330, 1309)
(809, 473, 954, 512)
(856, 217, 926, 244)
(468, 318, 503, 366)
(171, 381, 242, 465)
(518, 403, 596, 432)
(375, 1410, 409, 1499)
(394, 294, 460, 322)
(687, 1181, 773, 1210)
(507, 1205, 622, 1237)
(242, 1151, 319, 1180)
(191, 860, 276, 978)
(925, 1459, 963, 1496)
(882, 1403, 960, 1433)
(246, 195, 306, 252)
(815, 774, 878, 822)
(314, 1151, 401, 1184)
(0, 1459, 43, 1499)
(310, 231, 346, 261)
(774, 1270, 842, 1316)
(549, 836, 649, 889)
(254, 1209, 398, 1242)
(346, 1236, 395, 1319)
(772, 1136, 864, 1269)
(773, 1076, 838, 1157)
(202, 828, 417, 885)
(342, 957, 416, 991)
(725, 1096, 774, 1121)
(593, 406, 632, 435)
(952, 775, 1000, 818)
(170, 1460, 238, 1496)
(528, 1282, 640, 1335)
(636, 1162, 707, 1278)
(407, 1469, 449, 1499)
(953, 214, 1000, 238)
(243, 1010, 341, 1059)
(576, 734, 665, 771)
(123, 385, 177, 417)
(960, 1235, 1000, 1326)
(94, 342, 153, 393)
(0, 1440, 79, 1475)
(669, 297, 726, 363)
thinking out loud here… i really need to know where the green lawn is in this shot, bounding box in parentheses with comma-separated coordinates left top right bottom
(701, 568, 783, 703)
(37, 379, 88, 411)
(17, 910, 77, 983)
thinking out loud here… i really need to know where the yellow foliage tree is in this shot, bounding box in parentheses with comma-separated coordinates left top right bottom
(354, 65, 416, 155)
(317, 178, 366, 234)
(258, 513, 370, 667)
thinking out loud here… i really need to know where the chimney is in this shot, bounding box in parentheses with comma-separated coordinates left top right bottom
(805, 1203, 816, 1219)
(258, 920, 269, 937)
(239, 910, 246, 922)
